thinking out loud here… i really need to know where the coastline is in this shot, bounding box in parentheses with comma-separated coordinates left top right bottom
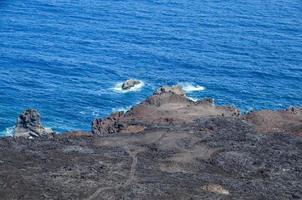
(1, 80, 300, 136)
(0, 86, 301, 199)
(1, 0, 301, 198)
(2, 86, 301, 138)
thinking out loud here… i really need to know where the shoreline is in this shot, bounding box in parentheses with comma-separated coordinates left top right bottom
(1, 85, 301, 138)
(0, 86, 301, 199)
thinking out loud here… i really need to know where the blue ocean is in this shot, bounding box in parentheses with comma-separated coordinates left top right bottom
(0, 0, 301, 136)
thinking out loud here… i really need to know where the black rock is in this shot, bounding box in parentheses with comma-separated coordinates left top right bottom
(15, 109, 54, 138)
(122, 79, 141, 90)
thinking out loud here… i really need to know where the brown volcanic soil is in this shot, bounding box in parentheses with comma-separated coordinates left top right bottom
(0, 87, 301, 200)
(243, 108, 302, 136)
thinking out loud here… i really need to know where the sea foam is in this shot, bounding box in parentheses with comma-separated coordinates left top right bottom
(178, 82, 205, 93)
(112, 106, 131, 113)
(0, 126, 15, 137)
(187, 96, 199, 102)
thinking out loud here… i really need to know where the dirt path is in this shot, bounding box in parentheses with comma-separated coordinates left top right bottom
(124, 154, 137, 186)
(85, 148, 138, 200)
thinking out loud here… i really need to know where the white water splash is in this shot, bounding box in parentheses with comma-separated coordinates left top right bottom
(187, 96, 199, 102)
(112, 106, 131, 113)
(0, 126, 15, 137)
(178, 82, 205, 93)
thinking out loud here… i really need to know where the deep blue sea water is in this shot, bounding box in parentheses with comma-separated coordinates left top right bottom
(0, 0, 301, 135)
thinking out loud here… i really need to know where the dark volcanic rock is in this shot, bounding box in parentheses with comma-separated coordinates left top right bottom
(0, 117, 301, 200)
(92, 111, 125, 135)
(15, 109, 54, 138)
(122, 79, 141, 90)
(0, 87, 301, 200)
(92, 87, 240, 135)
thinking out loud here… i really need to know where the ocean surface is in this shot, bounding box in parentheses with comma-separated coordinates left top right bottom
(0, 0, 301, 136)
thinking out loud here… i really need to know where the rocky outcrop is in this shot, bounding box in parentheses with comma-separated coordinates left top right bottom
(92, 111, 124, 135)
(92, 86, 240, 135)
(14, 109, 54, 138)
(122, 79, 141, 90)
(93, 86, 301, 137)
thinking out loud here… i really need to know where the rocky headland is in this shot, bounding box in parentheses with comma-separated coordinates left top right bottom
(0, 86, 301, 199)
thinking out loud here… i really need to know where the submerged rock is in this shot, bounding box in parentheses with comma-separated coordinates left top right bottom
(14, 109, 54, 138)
(121, 79, 141, 90)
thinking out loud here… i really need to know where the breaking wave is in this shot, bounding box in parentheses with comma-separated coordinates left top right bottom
(112, 106, 131, 113)
(187, 96, 199, 102)
(178, 82, 205, 93)
(0, 126, 15, 137)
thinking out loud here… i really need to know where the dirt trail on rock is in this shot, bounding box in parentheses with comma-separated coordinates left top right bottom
(124, 152, 138, 187)
(85, 146, 139, 200)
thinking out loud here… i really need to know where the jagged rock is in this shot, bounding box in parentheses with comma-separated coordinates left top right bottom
(92, 86, 240, 135)
(92, 111, 124, 135)
(14, 109, 54, 138)
(121, 79, 141, 90)
(92, 87, 302, 137)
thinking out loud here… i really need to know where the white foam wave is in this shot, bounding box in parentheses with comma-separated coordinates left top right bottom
(187, 96, 199, 102)
(113, 80, 144, 93)
(0, 126, 15, 137)
(79, 111, 87, 115)
(112, 106, 131, 113)
(178, 82, 205, 93)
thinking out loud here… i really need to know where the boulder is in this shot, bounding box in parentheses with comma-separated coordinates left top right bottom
(15, 109, 54, 138)
(121, 79, 141, 90)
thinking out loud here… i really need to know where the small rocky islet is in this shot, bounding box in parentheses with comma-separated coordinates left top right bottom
(0, 86, 301, 199)
(121, 79, 142, 90)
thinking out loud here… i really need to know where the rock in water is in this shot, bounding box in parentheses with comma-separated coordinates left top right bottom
(15, 109, 54, 138)
(121, 79, 141, 90)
